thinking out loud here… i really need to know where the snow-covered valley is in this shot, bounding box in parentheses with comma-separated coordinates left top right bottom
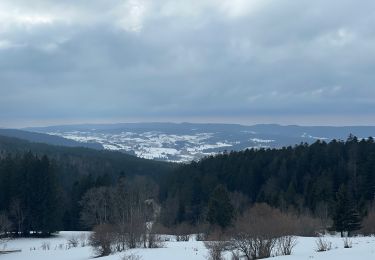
(44, 130, 241, 162)
(25, 123, 375, 162)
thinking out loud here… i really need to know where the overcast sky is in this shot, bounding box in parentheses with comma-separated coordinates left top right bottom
(1, 0, 374, 128)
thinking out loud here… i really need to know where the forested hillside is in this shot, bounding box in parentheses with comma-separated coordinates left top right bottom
(0, 128, 103, 150)
(160, 136, 375, 227)
(0, 135, 174, 181)
(1, 134, 375, 237)
(0, 135, 175, 232)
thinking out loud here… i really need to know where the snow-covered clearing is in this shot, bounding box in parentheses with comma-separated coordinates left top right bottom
(1, 232, 375, 260)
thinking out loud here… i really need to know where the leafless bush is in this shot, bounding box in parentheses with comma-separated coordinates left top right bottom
(120, 252, 143, 260)
(80, 187, 112, 228)
(277, 236, 298, 256)
(41, 242, 51, 250)
(9, 199, 24, 235)
(230, 250, 241, 260)
(228, 204, 314, 259)
(89, 224, 116, 256)
(114, 217, 145, 251)
(176, 234, 190, 241)
(360, 208, 375, 235)
(315, 236, 332, 252)
(229, 234, 276, 259)
(204, 230, 230, 260)
(229, 204, 295, 259)
(315, 202, 332, 231)
(174, 223, 192, 242)
(204, 241, 228, 260)
(0, 213, 12, 243)
(79, 233, 89, 247)
(196, 232, 208, 241)
(343, 237, 352, 248)
(67, 235, 79, 248)
(147, 233, 165, 248)
(292, 214, 322, 236)
(196, 223, 210, 241)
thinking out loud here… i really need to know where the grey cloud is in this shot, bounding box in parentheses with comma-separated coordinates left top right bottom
(0, 0, 375, 127)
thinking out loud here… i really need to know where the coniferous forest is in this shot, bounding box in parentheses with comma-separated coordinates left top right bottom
(159, 135, 375, 232)
(0, 134, 375, 238)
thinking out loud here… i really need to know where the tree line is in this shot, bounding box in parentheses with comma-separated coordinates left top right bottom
(1, 135, 375, 242)
(0, 135, 174, 233)
(159, 135, 375, 235)
(0, 153, 60, 236)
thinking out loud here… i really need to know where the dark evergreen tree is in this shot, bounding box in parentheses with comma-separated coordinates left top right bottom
(346, 207, 362, 237)
(207, 185, 234, 229)
(332, 185, 362, 237)
(332, 185, 350, 237)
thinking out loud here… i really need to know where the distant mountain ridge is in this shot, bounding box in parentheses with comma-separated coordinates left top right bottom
(24, 123, 375, 162)
(0, 128, 103, 150)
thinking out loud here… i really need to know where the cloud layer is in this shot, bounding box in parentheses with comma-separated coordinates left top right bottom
(1, 0, 375, 127)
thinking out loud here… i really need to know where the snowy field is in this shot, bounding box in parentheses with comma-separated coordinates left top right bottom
(1, 232, 375, 260)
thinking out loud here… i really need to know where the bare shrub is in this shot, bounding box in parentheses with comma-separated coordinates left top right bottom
(0, 213, 12, 248)
(315, 202, 332, 231)
(175, 223, 192, 242)
(9, 199, 25, 235)
(277, 236, 298, 256)
(121, 252, 143, 260)
(115, 218, 145, 251)
(145, 223, 167, 248)
(204, 241, 228, 260)
(41, 242, 51, 250)
(293, 214, 322, 236)
(360, 208, 375, 235)
(230, 250, 241, 260)
(147, 232, 165, 248)
(196, 223, 210, 241)
(111, 177, 156, 251)
(176, 234, 190, 242)
(315, 236, 332, 252)
(89, 224, 116, 256)
(343, 237, 352, 248)
(204, 230, 230, 260)
(80, 187, 112, 228)
(67, 235, 79, 248)
(79, 233, 89, 247)
(197, 232, 208, 241)
(82, 177, 160, 253)
(229, 234, 277, 259)
(229, 203, 298, 259)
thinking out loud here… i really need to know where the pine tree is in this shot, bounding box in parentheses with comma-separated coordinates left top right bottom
(332, 185, 362, 237)
(207, 185, 234, 229)
(346, 207, 362, 237)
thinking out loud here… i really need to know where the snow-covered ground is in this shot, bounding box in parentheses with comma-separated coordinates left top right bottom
(1, 232, 375, 260)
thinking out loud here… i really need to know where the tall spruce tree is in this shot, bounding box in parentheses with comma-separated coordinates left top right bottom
(207, 185, 234, 229)
(332, 185, 362, 237)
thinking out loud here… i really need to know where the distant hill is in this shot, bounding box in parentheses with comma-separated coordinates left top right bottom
(0, 128, 103, 150)
(25, 123, 375, 162)
(0, 134, 175, 181)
